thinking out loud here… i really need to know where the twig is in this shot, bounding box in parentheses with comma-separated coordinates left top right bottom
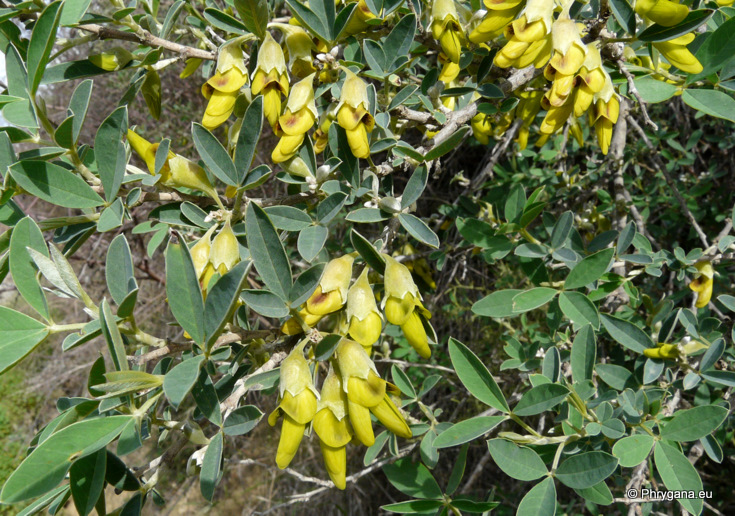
(374, 358, 455, 374)
(472, 118, 523, 190)
(617, 59, 658, 130)
(76, 24, 216, 60)
(220, 351, 288, 418)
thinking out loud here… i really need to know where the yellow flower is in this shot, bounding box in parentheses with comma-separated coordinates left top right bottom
(210, 220, 240, 275)
(588, 75, 619, 155)
(493, 0, 554, 69)
(653, 33, 703, 74)
(126, 129, 220, 203)
(572, 44, 606, 118)
(342, 0, 379, 36)
(313, 366, 352, 489)
(469, 0, 523, 44)
(543, 16, 587, 108)
(471, 112, 493, 145)
(537, 94, 574, 148)
(635, 0, 688, 27)
(438, 57, 460, 84)
(516, 88, 544, 150)
(399, 243, 436, 290)
(269, 23, 317, 79)
(202, 38, 249, 130)
(190, 225, 218, 280)
(89, 47, 133, 71)
(252, 32, 290, 128)
(336, 339, 411, 447)
(643, 343, 679, 360)
(306, 254, 355, 315)
(336, 70, 375, 159)
(281, 308, 323, 335)
(689, 261, 714, 308)
(346, 269, 383, 354)
(272, 73, 317, 164)
(431, 0, 463, 63)
(268, 341, 319, 468)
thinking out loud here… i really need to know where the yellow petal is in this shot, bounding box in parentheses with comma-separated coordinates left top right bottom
(347, 400, 375, 446)
(272, 134, 305, 163)
(439, 26, 462, 63)
(401, 311, 430, 359)
(319, 442, 346, 489)
(371, 397, 412, 438)
(280, 389, 318, 424)
(306, 285, 345, 315)
(385, 294, 415, 326)
(313, 408, 352, 448)
(263, 88, 283, 128)
(279, 108, 316, 136)
(348, 312, 383, 348)
(595, 119, 614, 155)
(207, 68, 248, 93)
(275, 416, 305, 469)
(346, 125, 370, 159)
(210, 220, 240, 274)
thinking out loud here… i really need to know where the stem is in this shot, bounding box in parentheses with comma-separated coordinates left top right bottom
(510, 414, 542, 438)
(48, 322, 88, 333)
(519, 228, 540, 245)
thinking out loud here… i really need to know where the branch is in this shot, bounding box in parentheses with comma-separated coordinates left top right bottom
(220, 351, 288, 418)
(76, 24, 216, 61)
(627, 115, 710, 249)
(617, 59, 657, 130)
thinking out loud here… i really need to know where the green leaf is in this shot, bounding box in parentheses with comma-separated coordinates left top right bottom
(363, 39, 386, 74)
(9, 216, 50, 320)
(388, 85, 418, 111)
(445, 444, 469, 496)
(632, 76, 678, 104)
(246, 203, 292, 299)
(550, 211, 574, 249)
(609, 0, 635, 34)
(99, 299, 128, 372)
(234, 0, 268, 39)
(472, 289, 522, 318)
(308, 0, 336, 41)
(600, 314, 654, 353)
(68, 79, 94, 144)
(0, 416, 131, 503)
(9, 161, 104, 209)
(638, 9, 713, 42)
(0, 306, 49, 375)
(564, 248, 614, 290)
(382, 458, 443, 499)
(425, 126, 471, 161)
(513, 384, 569, 416)
(264, 206, 312, 231)
(512, 287, 558, 313)
(433, 416, 505, 448)
(682, 89, 735, 123)
(106, 234, 136, 306)
(192, 123, 238, 186)
(200, 432, 224, 501)
(60, 0, 93, 26)
(401, 164, 428, 209)
(234, 96, 264, 183)
(570, 325, 596, 383)
(314, 333, 341, 361)
(69, 449, 106, 516)
(27, 1, 64, 94)
(596, 363, 634, 391)
(345, 208, 390, 223)
(398, 213, 440, 248)
(691, 16, 735, 79)
(223, 406, 263, 436)
(285, 0, 328, 42)
(350, 229, 385, 274)
(381, 500, 444, 514)
(448, 338, 509, 413)
(653, 441, 703, 515)
(516, 477, 556, 516)
(289, 263, 325, 306)
(297, 224, 328, 262)
(391, 365, 416, 398)
(204, 261, 250, 348)
(487, 439, 548, 481)
(555, 452, 619, 489)
(165, 236, 206, 345)
(240, 289, 289, 317)
(612, 434, 654, 468)
(317, 191, 348, 224)
(559, 291, 600, 330)
(192, 370, 222, 426)
(574, 482, 613, 506)
(384, 14, 416, 70)
(660, 404, 728, 442)
(94, 106, 128, 201)
(163, 355, 206, 409)
(203, 8, 249, 34)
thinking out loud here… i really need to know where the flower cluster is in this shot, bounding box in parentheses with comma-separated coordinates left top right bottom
(282, 252, 434, 359)
(269, 338, 411, 489)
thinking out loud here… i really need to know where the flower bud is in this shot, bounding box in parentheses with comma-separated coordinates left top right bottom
(210, 220, 240, 275)
(190, 225, 217, 279)
(381, 255, 420, 326)
(653, 33, 703, 74)
(89, 47, 134, 71)
(346, 269, 383, 353)
(431, 0, 463, 63)
(252, 32, 290, 128)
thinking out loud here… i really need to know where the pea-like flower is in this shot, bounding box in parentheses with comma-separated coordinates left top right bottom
(270, 23, 317, 79)
(126, 129, 221, 206)
(342, 0, 379, 37)
(653, 33, 703, 74)
(544, 15, 587, 108)
(272, 73, 317, 164)
(336, 339, 411, 446)
(346, 269, 383, 354)
(268, 341, 319, 468)
(515, 88, 544, 150)
(210, 220, 240, 275)
(312, 365, 352, 489)
(689, 261, 714, 308)
(190, 225, 217, 280)
(336, 70, 375, 159)
(469, 0, 523, 44)
(201, 38, 249, 130)
(382, 254, 433, 358)
(572, 44, 606, 118)
(281, 308, 324, 335)
(494, 0, 554, 69)
(588, 74, 619, 155)
(252, 32, 290, 128)
(431, 0, 464, 63)
(306, 254, 355, 315)
(635, 0, 688, 27)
